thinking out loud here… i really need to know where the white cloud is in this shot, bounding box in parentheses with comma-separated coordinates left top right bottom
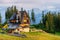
(0, 0, 60, 9)
(47, 6, 55, 9)
(0, 0, 19, 3)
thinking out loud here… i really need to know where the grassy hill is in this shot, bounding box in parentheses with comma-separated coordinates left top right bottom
(0, 32, 60, 40)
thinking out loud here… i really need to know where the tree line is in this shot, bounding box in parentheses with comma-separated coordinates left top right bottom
(35, 11, 60, 33)
(31, 10, 60, 33)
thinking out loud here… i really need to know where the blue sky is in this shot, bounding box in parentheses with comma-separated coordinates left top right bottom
(0, 0, 60, 23)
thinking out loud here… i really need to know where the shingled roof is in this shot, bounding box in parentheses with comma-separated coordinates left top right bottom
(10, 13, 16, 20)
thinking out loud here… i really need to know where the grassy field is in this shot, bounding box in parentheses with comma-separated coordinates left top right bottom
(55, 32, 60, 36)
(0, 32, 60, 40)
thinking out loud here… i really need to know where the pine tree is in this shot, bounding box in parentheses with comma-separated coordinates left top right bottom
(5, 6, 18, 21)
(57, 12, 60, 31)
(0, 13, 1, 24)
(31, 9, 35, 24)
(46, 12, 54, 32)
(46, 21, 49, 31)
(5, 7, 12, 20)
(42, 11, 46, 27)
(42, 11, 44, 23)
(13, 6, 18, 13)
(0, 13, 2, 28)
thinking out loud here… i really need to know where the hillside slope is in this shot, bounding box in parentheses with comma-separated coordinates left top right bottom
(0, 32, 60, 40)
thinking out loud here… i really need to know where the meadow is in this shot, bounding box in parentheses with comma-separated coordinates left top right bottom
(0, 32, 60, 40)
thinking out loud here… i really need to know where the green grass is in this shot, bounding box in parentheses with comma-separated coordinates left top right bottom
(0, 32, 60, 40)
(55, 32, 60, 36)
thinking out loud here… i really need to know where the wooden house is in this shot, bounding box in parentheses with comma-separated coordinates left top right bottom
(8, 10, 30, 33)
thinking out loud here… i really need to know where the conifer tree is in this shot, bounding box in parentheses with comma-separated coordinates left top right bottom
(5, 6, 17, 21)
(31, 9, 35, 23)
(0, 13, 1, 24)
